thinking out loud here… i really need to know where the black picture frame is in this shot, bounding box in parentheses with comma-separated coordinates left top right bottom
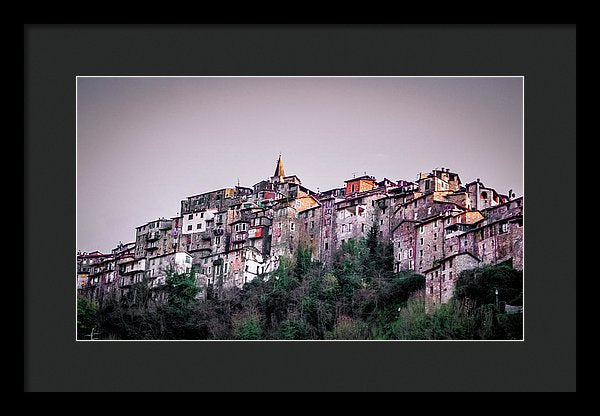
(24, 24, 576, 392)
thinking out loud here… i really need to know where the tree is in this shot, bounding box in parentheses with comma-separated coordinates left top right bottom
(77, 296, 98, 340)
(162, 266, 202, 339)
(232, 311, 262, 340)
(165, 266, 201, 310)
(293, 243, 313, 281)
(454, 264, 523, 307)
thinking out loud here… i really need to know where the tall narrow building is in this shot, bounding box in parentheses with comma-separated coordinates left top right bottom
(272, 154, 285, 182)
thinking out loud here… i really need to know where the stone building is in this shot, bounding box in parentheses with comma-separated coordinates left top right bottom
(77, 250, 108, 291)
(146, 251, 193, 302)
(297, 203, 323, 261)
(315, 195, 340, 266)
(134, 218, 174, 259)
(84, 255, 117, 302)
(417, 168, 462, 193)
(270, 197, 300, 261)
(423, 252, 480, 312)
(79, 156, 523, 314)
(334, 187, 384, 250)
(391, 219, 419, 273)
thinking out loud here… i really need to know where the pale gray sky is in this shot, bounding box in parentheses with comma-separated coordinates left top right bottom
(77, 77, 523, 252)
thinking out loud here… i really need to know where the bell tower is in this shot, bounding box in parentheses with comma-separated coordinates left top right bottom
(271, 154, 285, 183)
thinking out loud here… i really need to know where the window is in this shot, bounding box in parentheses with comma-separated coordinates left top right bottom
(325, 242, 329, 250)
(188, 214, 193, 220)
(420, 238, 424, 245)
(215, 236, 221, 245)
(196, 223, 202, 229)
(290, 223, 295, 231)
(419, 226, 424, 234)
(433, 220, 437, 228)
(200, 212, 204, 218)
(500, 222, 508, 234)
(430, 286, 433, 294)
(351, 184, 355, 193)
(428, 207, 432, 215)
(187, 225, 192, 231)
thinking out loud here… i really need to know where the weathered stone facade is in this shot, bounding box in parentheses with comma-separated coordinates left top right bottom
(79, 158, 523, 311)
(423, 252, 480, 312)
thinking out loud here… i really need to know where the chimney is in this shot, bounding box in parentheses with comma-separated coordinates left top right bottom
(508, 189, 513, 200)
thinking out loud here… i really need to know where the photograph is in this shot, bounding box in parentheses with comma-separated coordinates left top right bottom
(76, 76, 524, 341)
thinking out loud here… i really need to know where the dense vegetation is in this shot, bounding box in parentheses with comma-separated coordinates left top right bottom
(77, 225, 523, 340)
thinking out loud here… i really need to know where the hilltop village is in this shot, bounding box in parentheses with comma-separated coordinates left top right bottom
(78, 155, 523, 311)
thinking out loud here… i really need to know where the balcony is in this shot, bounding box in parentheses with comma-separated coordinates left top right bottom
(118, 256, 136, 265)
(146, 241, 159, 251)
(233, 232, 247, 242)
(214, 228, 224, 236)
(248, 227, 264, 239)
(159, 222, 172, 231)
(147, 231, 160, 241)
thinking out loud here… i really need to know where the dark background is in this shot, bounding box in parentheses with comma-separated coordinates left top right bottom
(24, 25, 576, 392)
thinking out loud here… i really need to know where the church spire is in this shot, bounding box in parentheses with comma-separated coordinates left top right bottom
(274, 154, 285, 178)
